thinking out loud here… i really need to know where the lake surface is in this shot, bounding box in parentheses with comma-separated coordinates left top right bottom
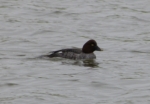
(0, 0, 150, 104)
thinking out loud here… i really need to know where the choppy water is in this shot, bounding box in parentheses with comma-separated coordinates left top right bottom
(0, 0, 150, 104)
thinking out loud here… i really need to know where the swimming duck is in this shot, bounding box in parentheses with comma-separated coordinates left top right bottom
(48, 39, 102, 60)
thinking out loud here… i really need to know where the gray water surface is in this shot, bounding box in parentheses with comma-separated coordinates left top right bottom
(0, 0, 150, 104)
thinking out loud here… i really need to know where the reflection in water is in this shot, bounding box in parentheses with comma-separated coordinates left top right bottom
(82, 60, 99, 67)
(62, 59, 99, 68)
(38, 55, 99, 67)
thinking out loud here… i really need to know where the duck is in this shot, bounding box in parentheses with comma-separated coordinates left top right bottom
(47, 39, 102, 60)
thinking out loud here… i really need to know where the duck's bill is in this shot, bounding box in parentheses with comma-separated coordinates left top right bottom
(95, 46, 103, 51)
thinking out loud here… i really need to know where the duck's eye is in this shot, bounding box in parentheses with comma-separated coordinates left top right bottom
(91, 44, 94, 46)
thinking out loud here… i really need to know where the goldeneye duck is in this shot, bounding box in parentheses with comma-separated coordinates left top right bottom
(48, 39, 102, 60)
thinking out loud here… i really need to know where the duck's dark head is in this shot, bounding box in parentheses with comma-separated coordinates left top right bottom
(82, 39, 102, 53)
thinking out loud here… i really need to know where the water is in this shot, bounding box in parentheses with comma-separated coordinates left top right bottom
(0, 0, 150, 104)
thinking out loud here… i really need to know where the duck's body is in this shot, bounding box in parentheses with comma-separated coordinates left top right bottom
(47, 39, 102, 60)
(48, 48, 96, 60)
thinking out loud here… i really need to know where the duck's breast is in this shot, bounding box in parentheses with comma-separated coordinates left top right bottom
(77, 53, 96, 59)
